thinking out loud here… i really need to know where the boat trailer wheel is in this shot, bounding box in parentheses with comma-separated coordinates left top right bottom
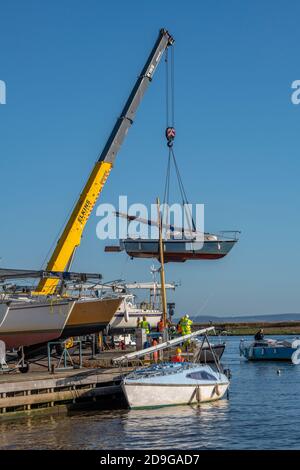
(19, 362, 30, 374)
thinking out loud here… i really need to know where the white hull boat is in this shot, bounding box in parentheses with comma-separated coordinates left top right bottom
(0, 299, 75, 349)
(122, 362, 229, 409)
(109, 295, 161, 332)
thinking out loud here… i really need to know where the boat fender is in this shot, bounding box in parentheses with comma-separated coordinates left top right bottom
(206, 235, 218, 241)
(291, 349, 300, 365)
(196, 385, 201, 403)
(214, 384, 221, 397)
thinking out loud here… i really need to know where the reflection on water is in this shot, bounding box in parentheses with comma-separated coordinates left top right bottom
(1, 336, 300, 449)
(123, 400, 229, 449)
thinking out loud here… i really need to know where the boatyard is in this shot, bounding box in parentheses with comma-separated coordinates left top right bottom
(1, 0, 300, 455)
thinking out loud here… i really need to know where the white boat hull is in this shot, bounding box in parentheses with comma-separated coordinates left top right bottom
(122, 382, 228, 409)
(109, 297, 161, 331)
(0, 300, 75, 349)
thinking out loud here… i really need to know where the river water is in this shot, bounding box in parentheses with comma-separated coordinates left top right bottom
(1, 335, 300, 450)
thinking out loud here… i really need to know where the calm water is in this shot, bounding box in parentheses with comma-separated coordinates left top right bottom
(1, 336, 300, 450)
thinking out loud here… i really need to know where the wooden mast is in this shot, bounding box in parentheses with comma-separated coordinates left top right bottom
(156, 197, 168, 328)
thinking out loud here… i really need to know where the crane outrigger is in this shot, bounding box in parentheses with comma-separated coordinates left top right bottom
(34, 29, 174, 295)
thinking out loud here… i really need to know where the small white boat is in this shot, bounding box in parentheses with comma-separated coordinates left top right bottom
(114, 326, 229, 409)
(109, 294, 162, 332)
(122, 362, 229, 409)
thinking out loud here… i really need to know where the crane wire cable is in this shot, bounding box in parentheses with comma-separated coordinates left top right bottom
(162, 44, 196, 234)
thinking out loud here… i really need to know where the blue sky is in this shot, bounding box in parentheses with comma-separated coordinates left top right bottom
(1, 0, 300, 316)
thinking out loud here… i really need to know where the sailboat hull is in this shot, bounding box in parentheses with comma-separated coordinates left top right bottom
(122, 363, 229, 409)
(122, 382, 228, 408)
(0, 300, 74, 349)
(120, 239, 237, 262)
(61, 297, 122, 338)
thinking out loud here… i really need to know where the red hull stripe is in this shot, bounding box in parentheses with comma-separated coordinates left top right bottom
(126, 252, 226, 262)
(0, 331, 61, 349)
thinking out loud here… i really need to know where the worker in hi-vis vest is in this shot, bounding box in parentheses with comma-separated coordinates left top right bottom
(179, 314, 193, 348)
(171, 347, 184, 363)
(179, 314, 193, 336)
(140, 315, 150, 334)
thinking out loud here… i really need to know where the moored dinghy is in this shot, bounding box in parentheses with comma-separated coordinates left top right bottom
(122, 362, 229, 409)
(239, 338, 300, 364)
(114, 326, 230, 409)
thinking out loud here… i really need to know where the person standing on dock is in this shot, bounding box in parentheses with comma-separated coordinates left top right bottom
(157, 315, 170, 333)
(180, 315, 193, 337)
(152, 338, 159, 363)
(140, 316, 150, 334)
(157, 316, 165, 333)
(179, 315, 193, 349)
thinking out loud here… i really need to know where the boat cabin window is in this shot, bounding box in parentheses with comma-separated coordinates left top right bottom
(186, 371, 216, 381)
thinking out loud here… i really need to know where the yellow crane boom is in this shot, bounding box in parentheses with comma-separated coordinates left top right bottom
(35, 28, 174, 295)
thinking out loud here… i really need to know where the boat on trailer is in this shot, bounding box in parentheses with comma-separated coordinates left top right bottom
(0, 298, 75, 349)
(0, 269, 122, 355)
(21, 296, 123, 359)
(239, 338, 300, 364)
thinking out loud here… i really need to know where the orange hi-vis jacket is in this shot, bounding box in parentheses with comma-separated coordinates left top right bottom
(171, 354, 184, 363)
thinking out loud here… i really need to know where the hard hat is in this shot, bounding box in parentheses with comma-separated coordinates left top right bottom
(176, 348, 182, 354)
(186, 314, 189, 318)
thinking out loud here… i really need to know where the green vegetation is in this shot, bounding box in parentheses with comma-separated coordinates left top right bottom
(193, 322, 300, 336)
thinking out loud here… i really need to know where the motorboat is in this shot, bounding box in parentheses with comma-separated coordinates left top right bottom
(183, 339, 226, 363)
(239, 338, 300, 364)
(122, 362, 229, 409)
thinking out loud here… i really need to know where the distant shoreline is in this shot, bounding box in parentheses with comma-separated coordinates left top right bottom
(193, 321, 300, 336)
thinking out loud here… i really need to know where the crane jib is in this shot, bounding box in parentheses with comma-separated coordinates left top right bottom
(98, 29, 174, 165)
(34, 28, 174, 296)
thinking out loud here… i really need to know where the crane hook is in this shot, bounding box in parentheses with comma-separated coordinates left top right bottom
(165, 127, 176, 147)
